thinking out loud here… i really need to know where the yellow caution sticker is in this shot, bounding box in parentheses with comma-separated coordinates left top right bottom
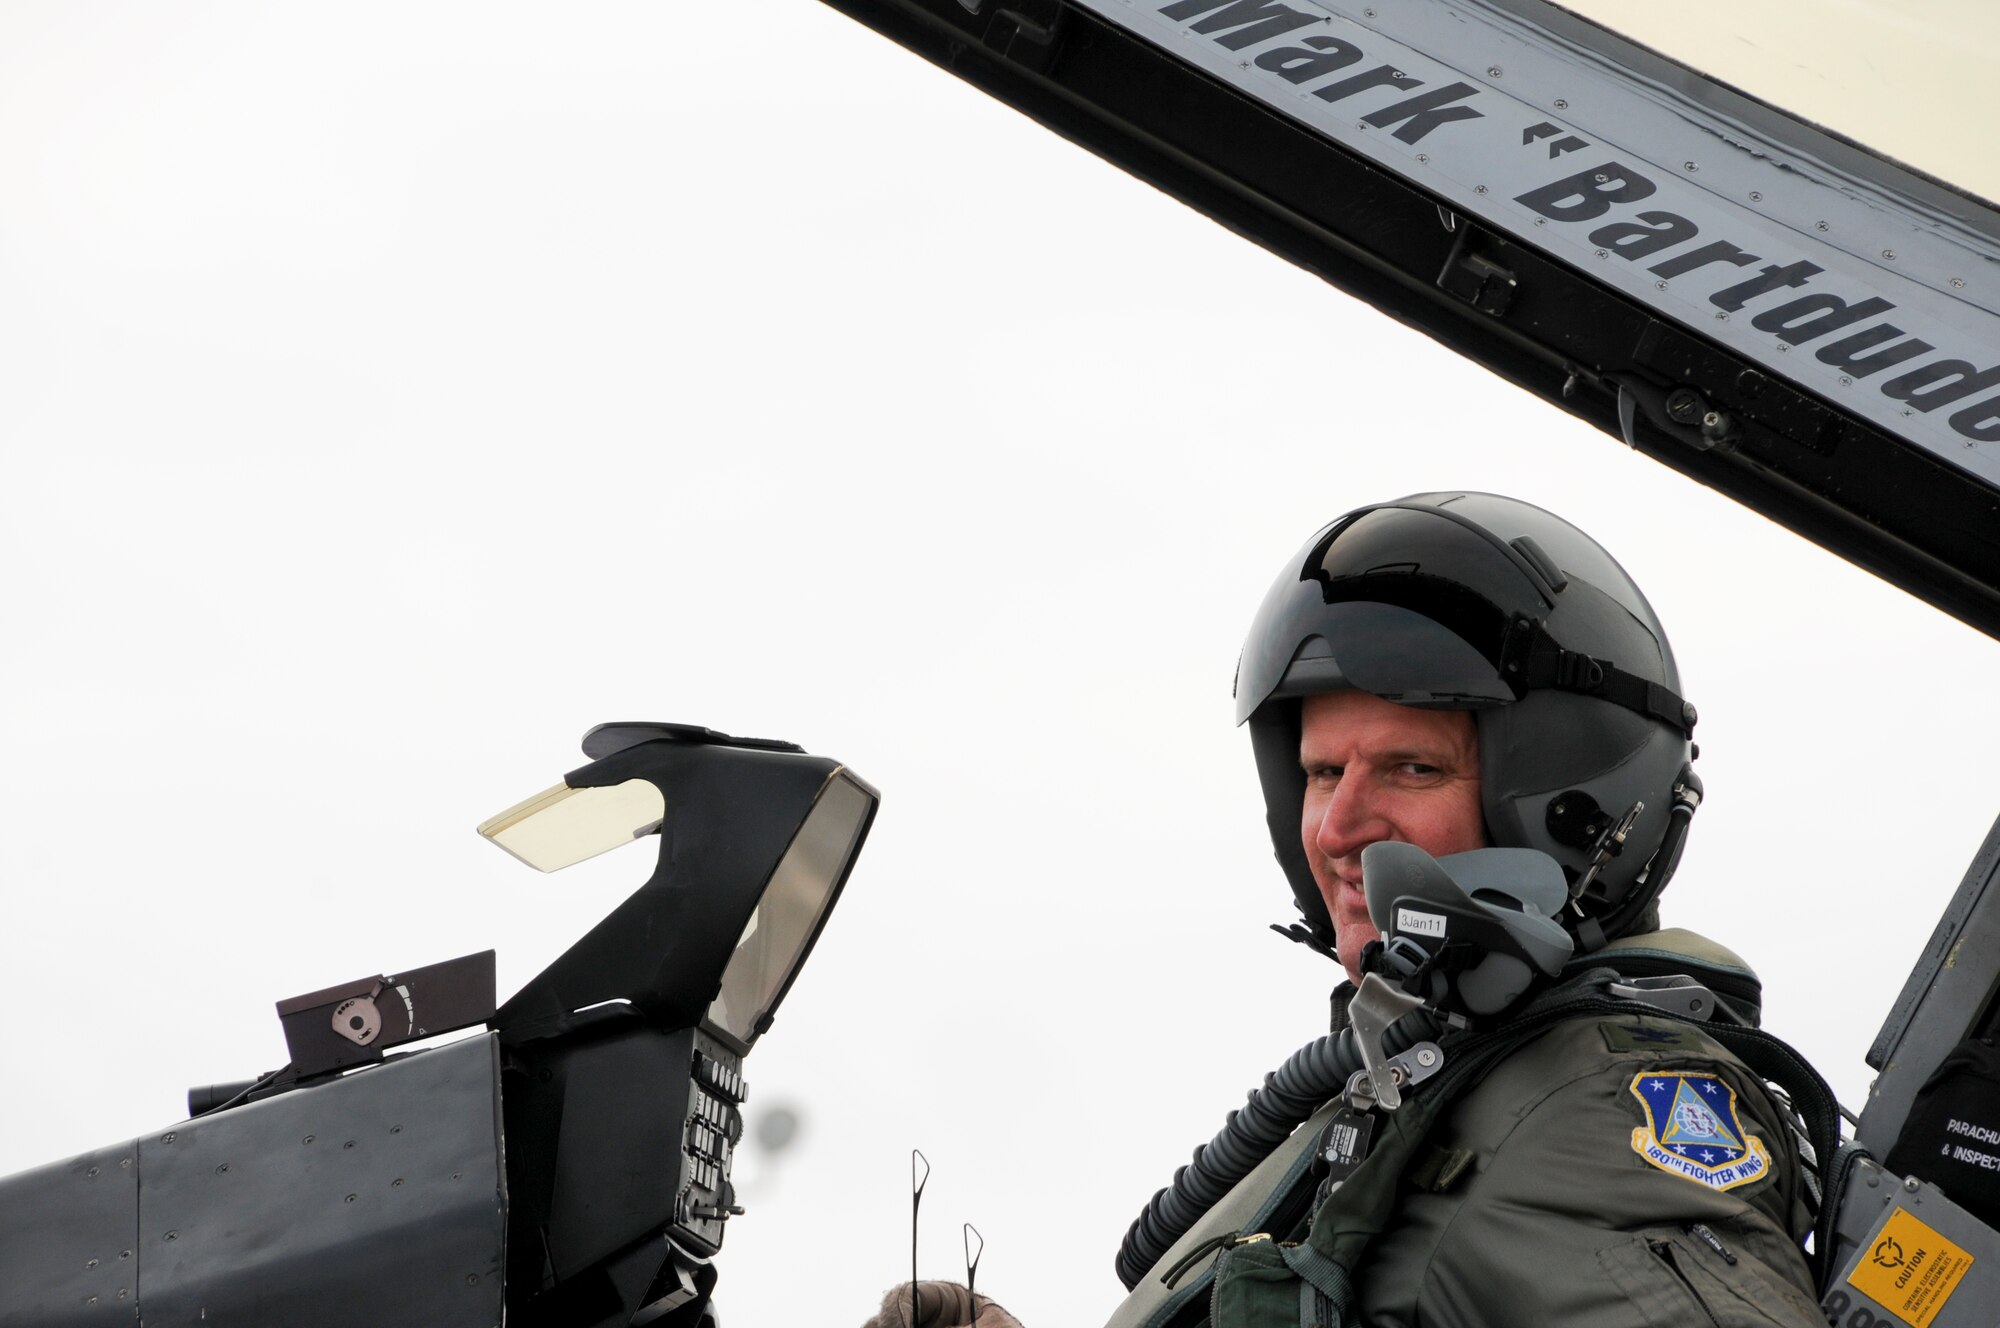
(1846, 1207, 1975, 1328)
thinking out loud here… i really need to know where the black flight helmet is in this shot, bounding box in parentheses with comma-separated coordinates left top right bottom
(1236, 492, 1701, 955)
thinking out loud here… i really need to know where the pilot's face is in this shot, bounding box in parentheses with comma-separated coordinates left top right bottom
(1298, 689, 1486, 985)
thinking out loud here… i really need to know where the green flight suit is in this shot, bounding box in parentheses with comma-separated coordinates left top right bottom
(1115, 929, 1828, 1328)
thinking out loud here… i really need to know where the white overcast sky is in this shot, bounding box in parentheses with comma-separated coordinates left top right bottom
(5, 5, 2000, 1325)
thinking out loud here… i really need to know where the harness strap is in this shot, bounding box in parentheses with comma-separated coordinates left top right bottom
(1279, 1243, 1356, 1328)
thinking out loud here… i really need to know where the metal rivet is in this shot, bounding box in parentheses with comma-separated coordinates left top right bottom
(1416, 1048, 1439, 1067)
(1554, 98, 1568, 109)
(466, 1274, 480, 1286)
(1691, 998, 1706, 1011)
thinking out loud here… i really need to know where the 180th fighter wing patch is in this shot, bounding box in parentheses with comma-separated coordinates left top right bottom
(1628, 1072, 1771, 1191)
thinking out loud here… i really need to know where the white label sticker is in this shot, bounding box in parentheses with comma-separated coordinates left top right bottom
(1396, 908, 1447, 938)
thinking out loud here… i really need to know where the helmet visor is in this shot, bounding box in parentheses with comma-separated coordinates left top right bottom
(1235, 505, 1550, 722)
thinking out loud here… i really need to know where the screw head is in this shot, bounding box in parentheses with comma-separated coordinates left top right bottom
(1816, 220, 1829, 231)
(1594, 248, 1608, 259)
(163, 1231, 178, 1242)
(1416, 153, 1428, 163)
(1840, 375, 1853, 386)
(160, 1133, 176, 1144)
(86, 1167, 99, 1178)
(1905, 1176, 1922, 1192)
(1655, 280, 1668, 291)
(1474, 185, 1488, 194)
(345, 1194, 358, 1204)
(1952, 277, 1967, 288)
(302, 1135, 315, 1145)
(1749, 191, 1762, 201)
(85, 1259, 99, 1270)
(1682, 161, 1697, 172)
(1554, 98, 1568, 109)
(1883, 250, 1896, 260)
(1487, 66, 1502, 77)
(1416, 1047, 1439, 1067)
(215, 1163, 229, 1174)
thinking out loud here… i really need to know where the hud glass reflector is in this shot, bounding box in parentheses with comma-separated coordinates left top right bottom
(706, 770, 874, 1045)
(476, 779, 666, 873)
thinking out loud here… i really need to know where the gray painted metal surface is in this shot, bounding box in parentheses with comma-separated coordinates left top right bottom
(0, 1140, 140, 1325)
(135, 1031, 506, 1326)
(1074, 0, 2000, 489)
(0, 1032, 510, 1328)
(1861, 807, 2000, 1155)
(1824, 1156, 2000, 1328)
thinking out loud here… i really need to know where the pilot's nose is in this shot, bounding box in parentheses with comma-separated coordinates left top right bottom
(1312, 775, 1393, 864)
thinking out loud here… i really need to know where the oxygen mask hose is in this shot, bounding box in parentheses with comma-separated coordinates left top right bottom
(1113, 1007, 1443, 1289)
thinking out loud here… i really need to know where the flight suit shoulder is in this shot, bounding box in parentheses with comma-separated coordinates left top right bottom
(1352, 1010, 1824, 1328)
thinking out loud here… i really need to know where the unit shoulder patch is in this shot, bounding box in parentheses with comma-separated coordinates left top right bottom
(1627, 1072, 1771, 1191)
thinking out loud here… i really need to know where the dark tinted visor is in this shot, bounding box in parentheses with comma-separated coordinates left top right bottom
(1234, 505, 1553, 722)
